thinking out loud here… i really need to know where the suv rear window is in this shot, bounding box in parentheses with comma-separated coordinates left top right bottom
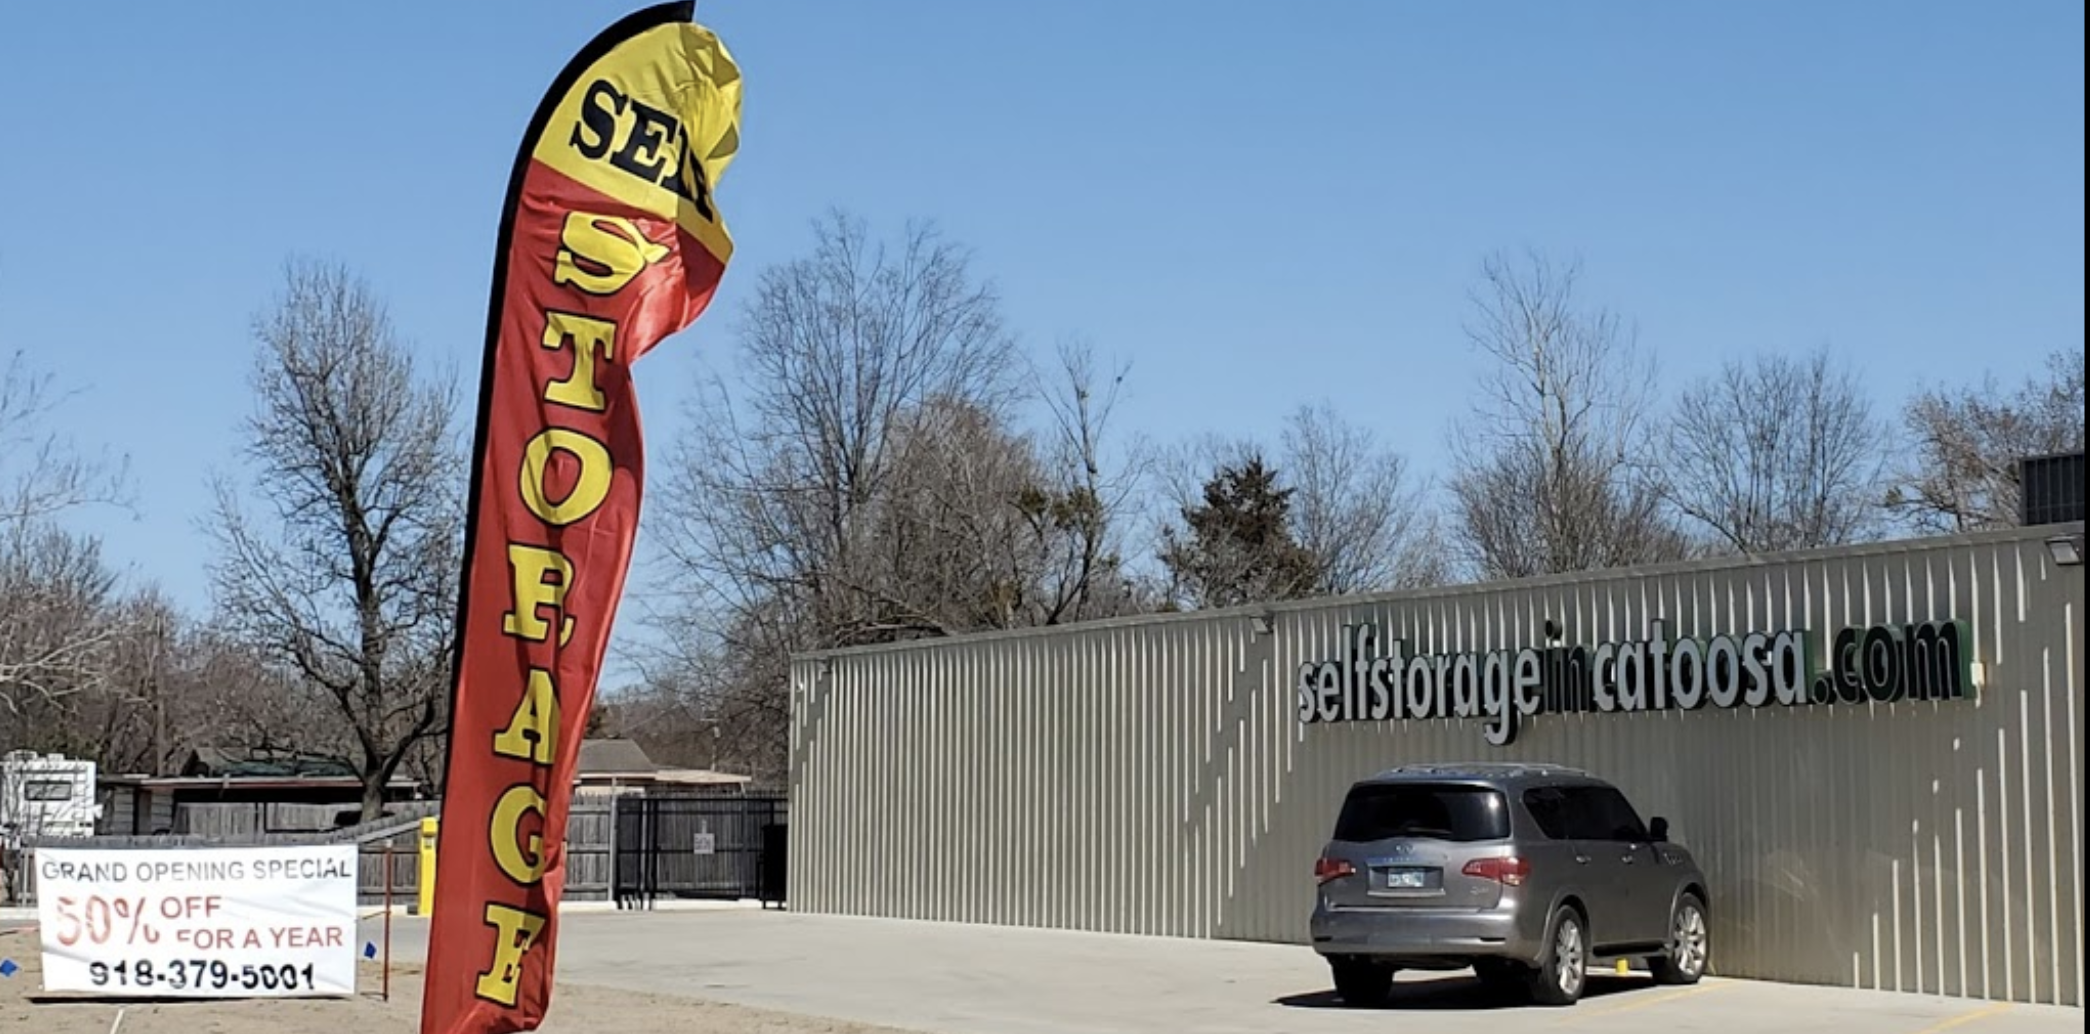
(1332, 783, 1510, 843)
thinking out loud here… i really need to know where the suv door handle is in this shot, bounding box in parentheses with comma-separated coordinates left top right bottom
(1620, 853, 1637, 864)
(1573, 853, 1591, 864)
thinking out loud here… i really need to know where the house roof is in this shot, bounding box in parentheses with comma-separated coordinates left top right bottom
(101, 774, 418, 791)
(183, 747, 358, 780)
(577, 738, 659, 776)
(650, 768, 755, 786)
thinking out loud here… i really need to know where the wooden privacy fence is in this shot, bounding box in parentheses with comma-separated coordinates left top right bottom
(176, 802, 373, 839)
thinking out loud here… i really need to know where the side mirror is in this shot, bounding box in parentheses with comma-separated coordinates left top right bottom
(1648, 817, 1670, 843)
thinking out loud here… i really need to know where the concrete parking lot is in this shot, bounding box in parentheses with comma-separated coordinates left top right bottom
(357, 907, 2078, 1034)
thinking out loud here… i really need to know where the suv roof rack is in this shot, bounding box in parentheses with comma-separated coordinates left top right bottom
(1371, 762, 1591, 780)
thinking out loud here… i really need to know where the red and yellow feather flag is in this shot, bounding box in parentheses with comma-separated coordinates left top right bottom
(420, 5, 740, 1032)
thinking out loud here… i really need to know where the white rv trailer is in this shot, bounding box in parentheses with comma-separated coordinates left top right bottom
(0, 750, 101, 841)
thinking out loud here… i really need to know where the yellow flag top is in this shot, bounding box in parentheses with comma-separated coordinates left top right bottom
(534, 22, 742, 264)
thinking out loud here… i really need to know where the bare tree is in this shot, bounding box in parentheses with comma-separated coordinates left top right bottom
(1662, 348, 1888, 553)
(1447, 250, 1687, 580)
(60, 589, 181, 776)
(0, 578, 344, 795)
(1888, 348, 2085, 532)
(661, 210, 1022, 640)
(868, 378, 1150, 631)
(1, 352, 128, 531)
(0, 353, 132, 715)
(207, 260, 459, 820)
(631, 603, 797, 786)
(171, 630, 337, 774)
(869, 381, 1147, 632)
(1021, 340, 1151, 622)
(0, 526, 124, 718)
(653, 211, 1027, 775)
(1281, 401, 1448, 592)
(872, 394, 1052, 630)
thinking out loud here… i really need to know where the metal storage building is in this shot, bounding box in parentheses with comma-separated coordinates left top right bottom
(789, 524, 2085, 1006)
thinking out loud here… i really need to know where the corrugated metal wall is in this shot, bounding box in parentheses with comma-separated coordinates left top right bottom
(789, 527, 2085, 1006)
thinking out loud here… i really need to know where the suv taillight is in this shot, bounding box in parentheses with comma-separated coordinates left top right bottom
(1461, 856, 1531, 886)
(1314, 857, 1357, 884)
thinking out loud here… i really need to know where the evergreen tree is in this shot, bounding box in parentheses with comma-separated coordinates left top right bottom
(1159, 454, 1322, 609)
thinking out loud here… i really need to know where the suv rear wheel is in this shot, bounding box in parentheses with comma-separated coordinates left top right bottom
(1523, 905, 1587, 1006)
(1330, 958, 1393, 1007)
(1650, 893, 1709, 985)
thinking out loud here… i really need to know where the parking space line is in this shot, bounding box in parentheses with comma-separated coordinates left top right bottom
(1560, 982, 1726, 1020)
(1910, 1002, 2013, 1034)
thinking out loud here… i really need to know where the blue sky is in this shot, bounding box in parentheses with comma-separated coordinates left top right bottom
(2, 1, 2082, 634)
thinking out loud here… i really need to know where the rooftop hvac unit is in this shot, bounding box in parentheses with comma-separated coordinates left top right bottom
(2019, 450, 2085, 526)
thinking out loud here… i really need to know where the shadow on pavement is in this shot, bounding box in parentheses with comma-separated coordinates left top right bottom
(1274, 972, 1655, 1011)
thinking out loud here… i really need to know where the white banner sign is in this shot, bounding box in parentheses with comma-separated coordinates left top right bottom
(35, 844, 358, 997)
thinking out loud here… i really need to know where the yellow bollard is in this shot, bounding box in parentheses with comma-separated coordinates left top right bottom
(417, 817, 440, 918)
(1615, 959, 1631, 975)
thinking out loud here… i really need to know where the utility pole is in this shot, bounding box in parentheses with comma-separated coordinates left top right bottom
(150, 611, 167, 776)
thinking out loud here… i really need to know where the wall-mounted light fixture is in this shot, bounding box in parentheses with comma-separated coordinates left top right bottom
(1250, 611, 1276, 637)
(2046, 533, 2084, 567)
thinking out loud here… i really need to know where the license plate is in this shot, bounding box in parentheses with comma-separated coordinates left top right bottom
(1381, 869, 1428, 889)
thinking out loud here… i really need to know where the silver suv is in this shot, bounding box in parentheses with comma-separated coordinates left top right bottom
(1308, 763, 1709, 1007)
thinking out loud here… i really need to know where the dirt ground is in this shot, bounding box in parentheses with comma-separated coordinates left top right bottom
(0, 935, 915, 1034)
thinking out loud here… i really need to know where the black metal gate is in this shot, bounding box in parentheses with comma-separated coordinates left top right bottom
(613, 793, 787, 910)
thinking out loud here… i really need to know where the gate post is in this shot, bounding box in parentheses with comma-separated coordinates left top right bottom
(608, 793, 621, 910)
